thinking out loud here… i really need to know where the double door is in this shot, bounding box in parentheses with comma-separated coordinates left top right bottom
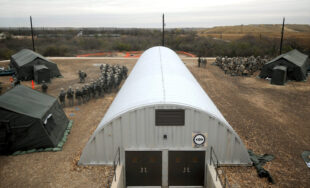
(126, 151, 162, 186)
(125, 150, 205, 186)
(169, 151, 205, 186)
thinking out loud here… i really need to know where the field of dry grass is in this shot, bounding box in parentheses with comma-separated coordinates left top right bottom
(197, 24, 310, 48)
(0, 57, 309, 187)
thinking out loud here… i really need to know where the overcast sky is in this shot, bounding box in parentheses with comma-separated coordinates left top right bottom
(0, 0, 309, 28)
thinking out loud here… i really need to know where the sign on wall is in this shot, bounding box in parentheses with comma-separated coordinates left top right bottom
(192, 132, 208, 148)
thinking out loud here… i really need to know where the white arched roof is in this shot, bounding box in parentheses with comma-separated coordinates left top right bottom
(93, 46, 231, 136)
(80, 46, 252, 165)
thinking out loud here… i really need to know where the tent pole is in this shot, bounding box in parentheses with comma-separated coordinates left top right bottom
(30, 16, 36, 52)
(162, 13, 165, 47)
(279, 17, 285, 55)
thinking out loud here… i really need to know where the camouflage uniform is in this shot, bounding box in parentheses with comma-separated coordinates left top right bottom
(67, 86, 74, 106)
(86, 84, 91, 101)
(82, 86, 87, 103)
(96, 81, 102, 97)
(75, 87, 82, 105)
(59, 88, 66, 107)
(79, 70, 87, 83)
(41, 81, 48, 93)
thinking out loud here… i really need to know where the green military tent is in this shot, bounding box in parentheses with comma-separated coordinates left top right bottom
(10, 49, 61, 81)
(0, 85, 69, 154)
(259, 49, 309, 81)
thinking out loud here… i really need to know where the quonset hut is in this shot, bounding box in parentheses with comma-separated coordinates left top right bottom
(79, 46, 251, 186)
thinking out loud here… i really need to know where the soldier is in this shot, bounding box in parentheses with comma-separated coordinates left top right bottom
(92, 82, 97, 98)
(198, 56, 201, 67)
(79, 70, 87, 83)
(86, 84, 91, 101)
(82, 86, 87, 103)
(75, 87, 82, 105)
(59, 88, 66, 107)
(100, 80, 105, 97)
(201, 58, 207, 68)
(13, 76, 20, 87)
(122, 66, 128, 78)
(41, 80, 48, 93)
(106, 75, 112, 92)
(78, 70, 83, 83)
(116, 74, 121, 86)
(101, 78, 106, 93)
(67, 86, 74, 106)
(96, 80, 102, 97)
(88, 82, 93, 99)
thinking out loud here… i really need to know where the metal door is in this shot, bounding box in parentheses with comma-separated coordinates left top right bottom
(169, 151, 205, 186)
(126, 151, 162, 186)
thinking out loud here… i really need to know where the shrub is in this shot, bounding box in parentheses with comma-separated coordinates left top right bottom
(43, 45, 69, 56)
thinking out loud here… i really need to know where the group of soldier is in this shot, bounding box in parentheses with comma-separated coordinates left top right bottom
(58, 64, 128, 108)
(214, 56, 270, 76)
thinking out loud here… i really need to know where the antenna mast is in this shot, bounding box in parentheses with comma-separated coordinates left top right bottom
(30, 16, 35, 51)
(162, 14, 165, 46)
(279, 17, 285, 54)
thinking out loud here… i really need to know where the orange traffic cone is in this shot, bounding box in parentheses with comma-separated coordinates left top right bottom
(32, 80, 35, 89)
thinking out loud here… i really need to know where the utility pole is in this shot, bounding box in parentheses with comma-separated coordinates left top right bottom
(279, 17, 285, 55)
(30, 16, 35, 51)
(162, 14, 165, 46)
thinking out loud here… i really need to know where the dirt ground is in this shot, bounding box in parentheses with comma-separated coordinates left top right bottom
(0, 58, 137, 188)
(0, 58, 310, 188)
(187, 61, 310, 188)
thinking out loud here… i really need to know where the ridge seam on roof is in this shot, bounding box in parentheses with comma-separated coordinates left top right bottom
(159, 47, 166, 102)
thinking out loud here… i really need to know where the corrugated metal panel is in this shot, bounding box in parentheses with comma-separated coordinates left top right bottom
(79, 46, 251, 166)
(79, 105, 251, 165)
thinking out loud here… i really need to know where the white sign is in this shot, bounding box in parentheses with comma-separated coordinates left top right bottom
(192, 132, 208, 148)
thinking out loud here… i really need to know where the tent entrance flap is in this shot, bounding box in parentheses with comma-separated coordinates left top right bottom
(34, 65, 50, 84)
(271, 66, 287, 85)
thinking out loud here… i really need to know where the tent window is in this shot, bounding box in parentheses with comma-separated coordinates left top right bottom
(155, 109, 185, 126)
(45, 116, 56, 135)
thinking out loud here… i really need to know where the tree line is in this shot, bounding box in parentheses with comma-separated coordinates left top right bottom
(0, 28, 308, 60)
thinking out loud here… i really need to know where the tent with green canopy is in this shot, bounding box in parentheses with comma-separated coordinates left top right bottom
(0, 85, 68, 154)
(10, 49, 61, 81)
(259, 49, 309, 81)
